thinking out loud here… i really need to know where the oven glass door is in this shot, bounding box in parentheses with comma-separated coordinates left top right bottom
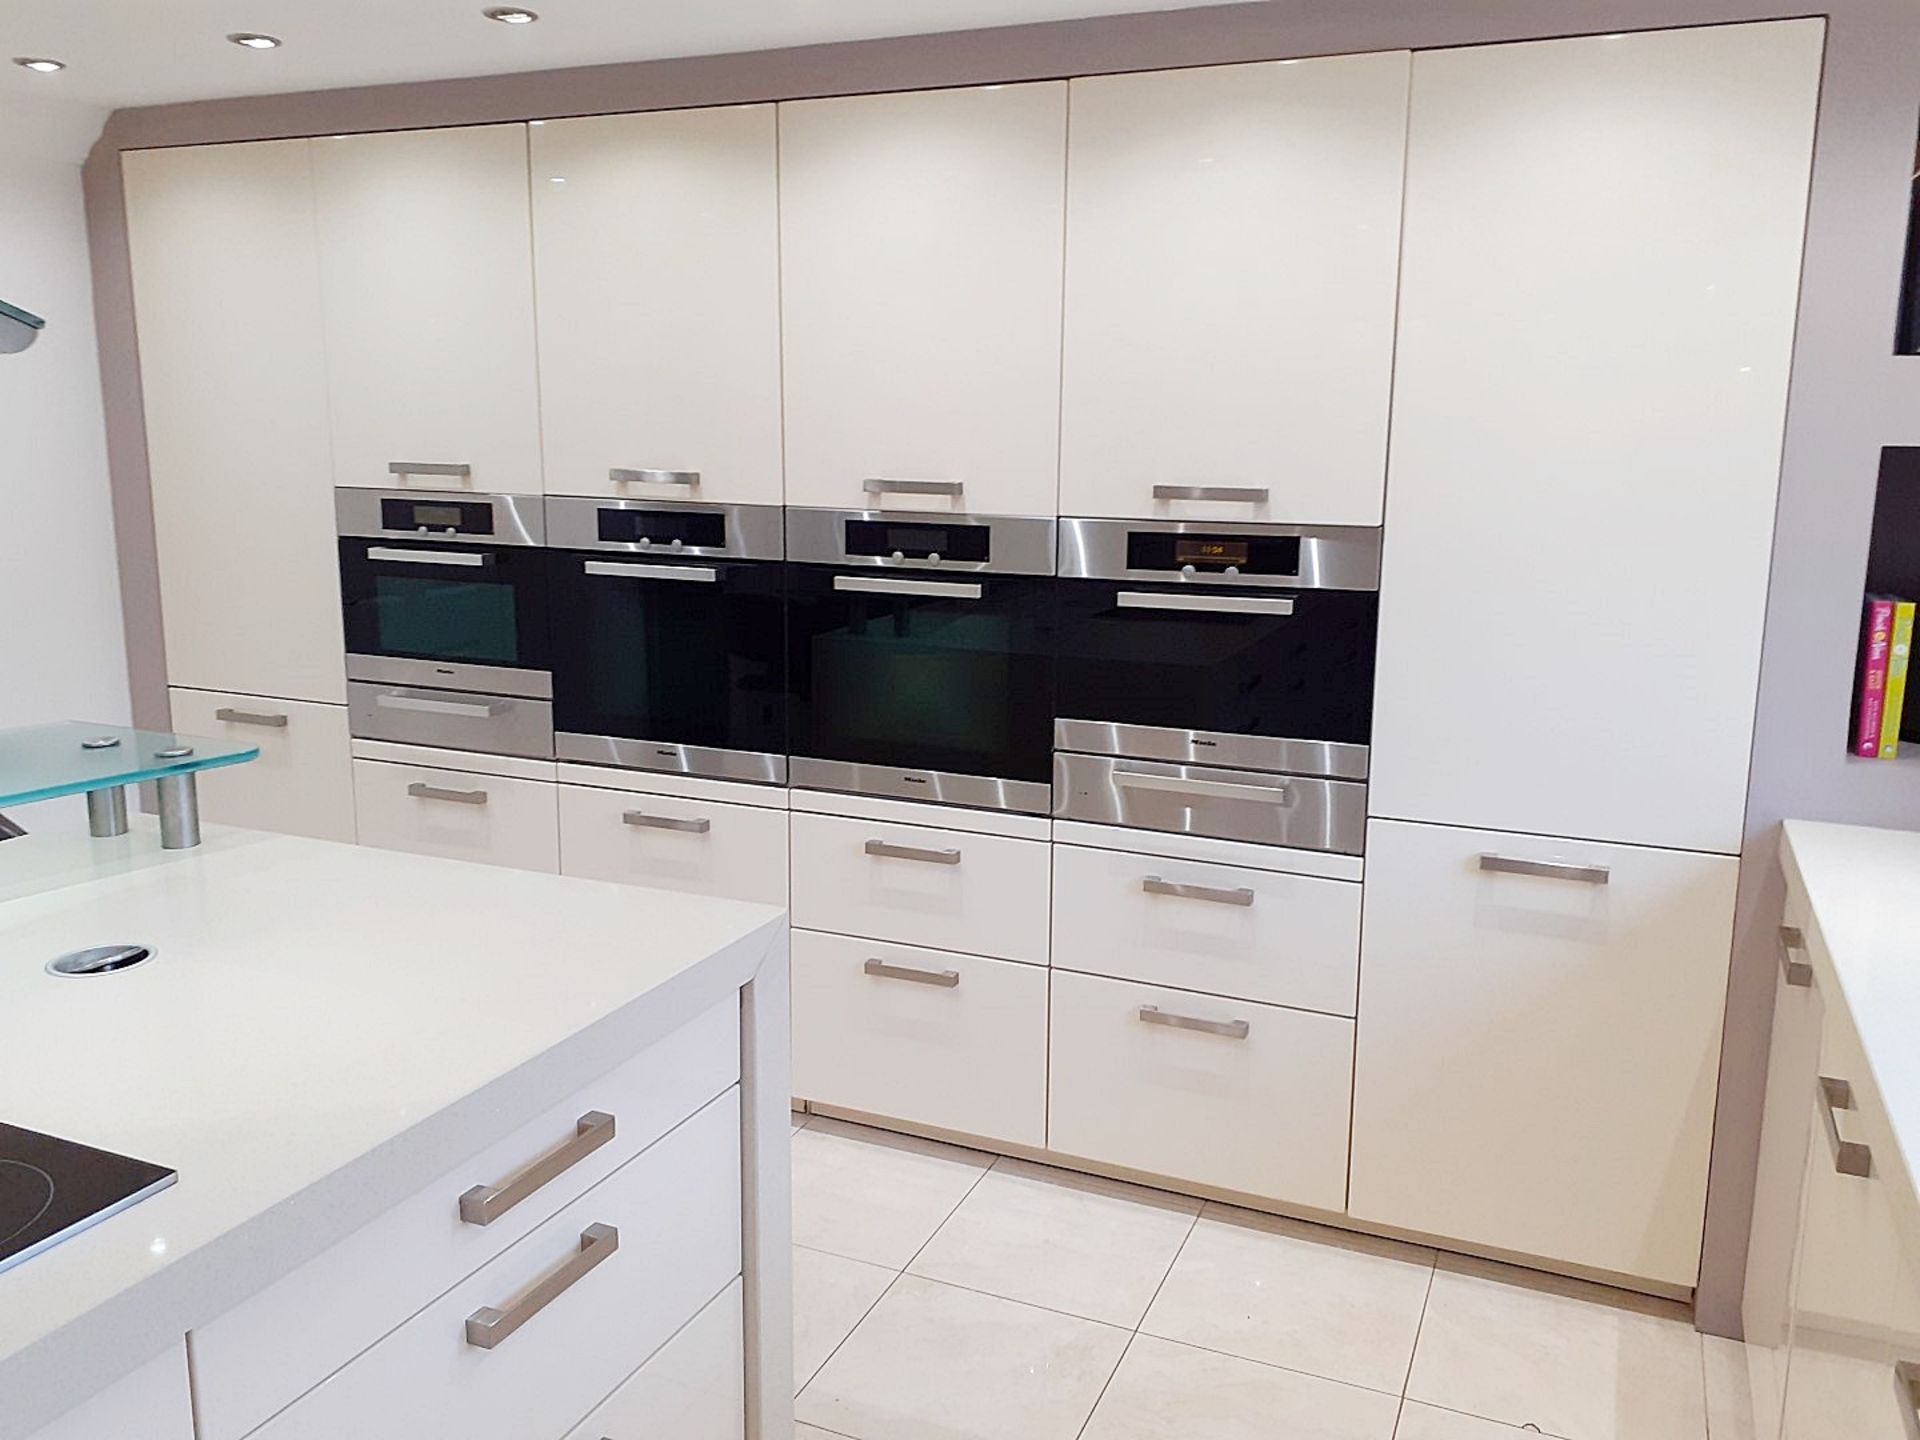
(548, 553, 786, 758)
(787, 568, 1055, 783)
(338, 538, 549, 671)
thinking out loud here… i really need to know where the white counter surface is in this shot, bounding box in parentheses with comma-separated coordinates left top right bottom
(0, 827, 784, 1438)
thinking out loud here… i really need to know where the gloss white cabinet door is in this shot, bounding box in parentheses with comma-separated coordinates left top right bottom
(1059, 52, 1408, 525)
(532, 108, 782, 504)
(313, 124, 542, 494)
(352, 759, 558, 872)
(1368, 21, 1823, 853)
(564, 1279, 744, 1440)
(123, 140, 345, 705)
(25, 1346, 192, 1440)
(1349, 819, 1738, 1287)
(779, 83, 1068, 517)
(169, 688, 356, 842)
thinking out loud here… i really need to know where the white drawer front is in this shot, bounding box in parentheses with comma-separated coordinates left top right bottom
(250, 1088, 742, 1440)
(353, 758, 558, 872)
(26, 1346, 192, 1440)
(792, 929, 1047, 1147)
(194, 1001, 739, 1440)
(559, 784, 787, 906)
(1048, 970, 1352, 1210)
(168, 689, 356, 842)
(789, 811, 1049, 963)
(565, 1277, 744, 1440)
(1051, 843, 1360, 1014)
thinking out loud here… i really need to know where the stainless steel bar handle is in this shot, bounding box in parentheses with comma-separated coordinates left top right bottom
(1113, 770, 1291, 806)
(623, 810, 712, 834)
(863, 957, 961, 988)
(464, 1223, 619, 1349)
(1778, 925, 1814, 989)
(609, 467, 700, 487)
(407, 782, 489, 806)
(460, 1111, 617, 1226)
(1819, 1075, 1874, 1178)
(213, 707, 289, 728)
(864, 838, 962, 865)
(388, 461, 473, 479)
(1138, 1004, 1250, 1039)
(365, 546, 489, 568)
(863, 478, 964, 497)
(1142, 875, 1255, 907)
(377, 693, 507, 719)
(833, 575, 985, 600)
(1477, 854, 1611, 886)
(1117, 592, 1296, 617)
(1151, 484, 1270, 503)
(583, 560, 719, 584)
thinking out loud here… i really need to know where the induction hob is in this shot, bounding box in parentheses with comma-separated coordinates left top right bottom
(0, 1123, 175, 1276)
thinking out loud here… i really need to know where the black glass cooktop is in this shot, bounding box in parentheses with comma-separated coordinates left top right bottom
(0, 1123, 175, 1276)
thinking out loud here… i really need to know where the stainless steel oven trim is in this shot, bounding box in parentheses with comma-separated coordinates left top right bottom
(1054, 719, 1369, 780)
(555, 733, 788, 786)
(348, 682, 555, 760)
(1057, 516, 1381, 590)
(791, 756, 1051, 816)
(545, 496, 784, 561)
(347, 654, 552, 700)
(786, 507, 1056, 576)
(335, 488, 545, 546)
(1052, 751, 1366, 854)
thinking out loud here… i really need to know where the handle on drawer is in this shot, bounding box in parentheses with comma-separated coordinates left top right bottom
(1138, 1004, 1250, 1039)
(584, 560, 719, 584)
(464, 1222, 619, 1349)
(1116, 592, 1296, 617)
(407, 782, 489, 807)
(863, 838, 962, 865)
(388, 461, 472, 479)
(365, 546, 490, 568)
(1819, 1076, 1874, 1178)
(378, 693, 507, 719)
(213, 706, 289, 728)
(1113, 770, 1290, 806)
(863, 957, 961, 988)
(623, 809, 712, 834)
(460, 1110, 617, 1226)
(1142, 875, 1255, 907)
(863, 477, 964, 497)
(609, 467, 699, 488)
(1477, 854, 1610, 886)
(1152, 484, 1269, 503)
(1778, 925, 1814, 989)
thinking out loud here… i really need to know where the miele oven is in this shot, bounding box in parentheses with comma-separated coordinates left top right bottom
(785, 509, 1056, 814)
(336, 489, 552, 759)
(1052, 518, 1381, 853)
(546, 498, 787, 785)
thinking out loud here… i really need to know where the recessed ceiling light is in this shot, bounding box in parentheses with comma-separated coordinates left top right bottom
(226, 32, 283, 50)
(12, 56, 67, 73)
(483, 7, 540, 24)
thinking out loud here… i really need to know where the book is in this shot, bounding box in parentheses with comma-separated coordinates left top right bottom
(1856, 597, 1895, 757)
(1880, 599, 1916, 758)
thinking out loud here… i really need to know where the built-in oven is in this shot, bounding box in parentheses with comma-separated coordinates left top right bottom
(1052, 518, 1382, 852)
(785, 509, 1056, 815)
(546, 498, 787, 785)
(336, 489, 552, 759)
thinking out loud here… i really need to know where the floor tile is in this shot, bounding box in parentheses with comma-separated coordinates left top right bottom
(1141, 1204, 1435, 1395)
(796, 1274, 1130, 1440)
(791, 1117, 992, 1268)
(908, 1157, 1200, 1326)
(1406, 1255, 1706, 1440)
(793, 1245, 897, 1391)
(795, 1427, 852, 1439)
(1081, 1333, 1402, 1440)
(1395, 1401, 1559, 1440)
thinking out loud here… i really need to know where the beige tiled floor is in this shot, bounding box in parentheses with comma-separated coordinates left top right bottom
(790, 1113, 1761, 1440)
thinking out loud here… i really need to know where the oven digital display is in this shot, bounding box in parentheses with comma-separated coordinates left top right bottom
(412, 504, 464, 529)
(1174, 539, 1250, 567)
(381, 497, 495, 535)
(887, 527, 947, 552)
(845, 519, 991, 563)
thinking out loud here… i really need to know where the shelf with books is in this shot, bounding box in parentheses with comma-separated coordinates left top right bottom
(1852, 447, 1920, 760)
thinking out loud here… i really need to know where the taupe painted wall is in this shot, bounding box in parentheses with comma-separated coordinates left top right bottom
(82, 0, 1920, 1335)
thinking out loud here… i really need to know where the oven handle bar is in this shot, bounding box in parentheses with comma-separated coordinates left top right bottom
(377, 693, 509, 719)
(365, 546, 491, 568)
(1116, 592, 1296, 617)
(833, 575, 984, 600)
(583, 560, 719, 584)
(1113, 770, 1292, 806)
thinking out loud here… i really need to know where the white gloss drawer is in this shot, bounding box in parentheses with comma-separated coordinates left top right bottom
(1048, 970, 1353, 1211)
(192, 1001, 739, 1440)
(352, 758, 559, 872)
(167, 689, 357, 842)
(247, 1088, 742, 1440)
(559, 783, 787, 906)
(789, 810, 1049, 963)
(563, 1277, 744, 1440)
(792, 929, 1047, 1147)
(1050, 843, 1361, 1014)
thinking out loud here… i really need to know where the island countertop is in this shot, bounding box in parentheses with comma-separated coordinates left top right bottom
(0, 827, 785, 1438)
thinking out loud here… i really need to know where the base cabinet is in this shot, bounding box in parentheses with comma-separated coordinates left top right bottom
(168, 689, 355, 842)
(563, 1278, 745, 1440)
(24, 1347, 191, 1440)
(558, 783, 787, 906)
(352, 759, 559, 873)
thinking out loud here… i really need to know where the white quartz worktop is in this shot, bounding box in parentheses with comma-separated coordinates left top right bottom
(0, 827, 785, 1438)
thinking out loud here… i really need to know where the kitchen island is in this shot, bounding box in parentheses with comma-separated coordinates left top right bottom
(0, 824, 790, 1440)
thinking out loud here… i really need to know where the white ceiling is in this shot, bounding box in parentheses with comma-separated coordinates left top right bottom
(0, 0, 1251, 110)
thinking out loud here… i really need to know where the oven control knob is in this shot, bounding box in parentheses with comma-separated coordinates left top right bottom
(670, 538, 684, 551)
(1181, 564, 1197, 579)
(928, 552, 942, 564)
(891, 550, 906, 562)
(638, 536, 652, 548)
(1224, 565, 1241, 578)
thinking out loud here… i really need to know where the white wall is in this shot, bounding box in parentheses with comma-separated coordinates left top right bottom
(0, 93, 127, 832)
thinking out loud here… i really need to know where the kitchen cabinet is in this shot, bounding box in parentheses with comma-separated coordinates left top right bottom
(562, 1279, 745, 1440)
(558, 781, 788, 907)
(313, 124, 542, 494)
(168, 689, 356, 842)
(122, 140, 345, 705)
(1059, 52, 1408, 525)
(24, 1346, 191, 1440)
(779, 82, 1068, 517)
(1367, 21, 1823, 853)
(531, 108, 783, 505)
(1348, 819, 1737, 1288)
(352, 757, 558, 872)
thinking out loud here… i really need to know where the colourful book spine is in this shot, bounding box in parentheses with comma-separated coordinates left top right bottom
(1880, 600, 1916, 758)
(1857, 598, 1896, 757)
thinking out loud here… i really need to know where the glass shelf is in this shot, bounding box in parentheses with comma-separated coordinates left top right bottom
(0, 722, 258, 808)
